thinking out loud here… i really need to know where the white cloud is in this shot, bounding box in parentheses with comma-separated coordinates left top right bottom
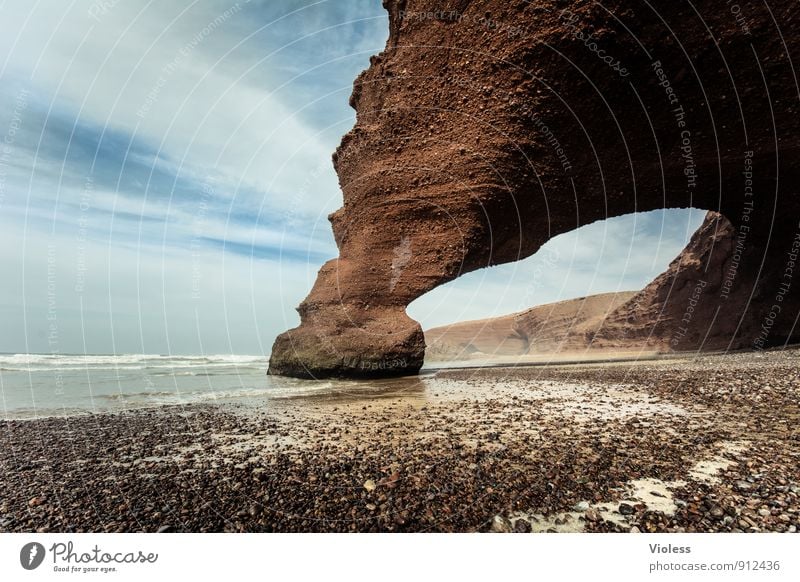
(0, 0, 387, 219)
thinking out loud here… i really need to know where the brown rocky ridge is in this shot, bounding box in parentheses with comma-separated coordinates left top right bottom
(269, 0, 800, 379)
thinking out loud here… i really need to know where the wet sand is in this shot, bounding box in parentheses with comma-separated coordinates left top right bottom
(1, 348, 798, 533)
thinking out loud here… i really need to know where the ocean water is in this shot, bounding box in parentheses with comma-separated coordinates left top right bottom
(0, 354, 430, 419)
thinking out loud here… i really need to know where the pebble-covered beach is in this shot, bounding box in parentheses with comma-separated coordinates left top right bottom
(1, 349, 798, 533)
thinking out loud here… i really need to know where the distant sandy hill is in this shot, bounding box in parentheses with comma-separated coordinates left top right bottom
(425, 291, 637, 362)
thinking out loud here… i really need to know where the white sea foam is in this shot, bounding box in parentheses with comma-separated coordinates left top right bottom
(0, 354, 420, 419)
(0, 353, 266, 372)
(0, 354, 275, 418)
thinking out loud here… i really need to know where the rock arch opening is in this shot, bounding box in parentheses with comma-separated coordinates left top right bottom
(414, 208, 707, 362)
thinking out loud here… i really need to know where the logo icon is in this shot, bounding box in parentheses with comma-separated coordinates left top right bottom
(20, 542, 46, 570)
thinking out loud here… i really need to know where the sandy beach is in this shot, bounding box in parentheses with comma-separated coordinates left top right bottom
(1, 348, 798, 533)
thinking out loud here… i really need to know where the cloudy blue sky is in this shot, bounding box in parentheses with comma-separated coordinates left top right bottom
(0, 0, 704, 356)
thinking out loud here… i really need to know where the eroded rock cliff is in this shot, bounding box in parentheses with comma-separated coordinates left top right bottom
(270, 0, 800, 378)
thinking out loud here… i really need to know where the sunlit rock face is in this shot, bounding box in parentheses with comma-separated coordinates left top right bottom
(269, 0, 800, 379)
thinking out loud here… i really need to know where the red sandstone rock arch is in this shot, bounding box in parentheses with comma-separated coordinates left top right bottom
(269, 0, 800, 378)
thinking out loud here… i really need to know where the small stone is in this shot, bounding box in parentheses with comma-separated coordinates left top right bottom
(758, 509, 771, 517)
(156, 525, 173, 533)
(619, 502, 635, 515)
(490, 515, 512, 533)
(735, 481, 753, 491)
(513, 519, 532, 533)
(788, 525, 797, 533)
(366, 503, 376, 511)
(585, 509, 600, 522)
(629, 526, 641, 533)
(28, 497, 45, 507)
(363, 479, 376, 493)
(382, 471, 401, 488)
(574, 501, 590, 512)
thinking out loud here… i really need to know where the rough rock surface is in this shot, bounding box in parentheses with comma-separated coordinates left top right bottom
(270, 0, 800, 378)
(592, 212, 747, 351)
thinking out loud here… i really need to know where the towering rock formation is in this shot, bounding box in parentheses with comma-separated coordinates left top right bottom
(591, 211, 738, 351)
(270, 0, 800, 379)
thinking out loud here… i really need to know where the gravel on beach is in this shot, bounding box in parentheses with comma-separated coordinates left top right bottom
(1, 348, 798, 533)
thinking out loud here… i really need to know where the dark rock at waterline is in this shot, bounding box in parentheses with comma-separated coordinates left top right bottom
(513, 519, 532, 533)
